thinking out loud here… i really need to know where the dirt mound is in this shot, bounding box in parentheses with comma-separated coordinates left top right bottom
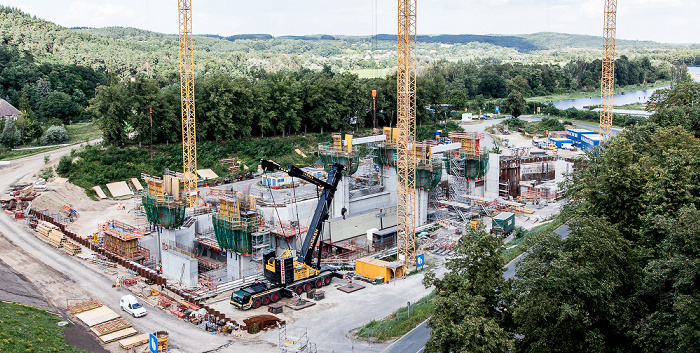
(31, 183, 100, 215)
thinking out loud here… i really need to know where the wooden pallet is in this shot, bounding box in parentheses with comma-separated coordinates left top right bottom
(67, 299, 102, 314)
(118, 334, 149, 349)
(91, 317, 132, 336)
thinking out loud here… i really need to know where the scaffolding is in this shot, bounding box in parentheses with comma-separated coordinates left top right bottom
(318, 134, 360, 175)
(99, 220, 149, 262)
(141, 173, 187, 229)
(212, 213, 261, 255)
(279, 325, 316, 353)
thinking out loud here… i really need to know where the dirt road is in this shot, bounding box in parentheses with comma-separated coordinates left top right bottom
(0, 142, 273, 352)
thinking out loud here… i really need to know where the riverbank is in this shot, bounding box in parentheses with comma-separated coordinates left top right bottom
(526, 80, 671, 104)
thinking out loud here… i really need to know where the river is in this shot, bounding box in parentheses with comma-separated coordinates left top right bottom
(550, 66, 699, 110)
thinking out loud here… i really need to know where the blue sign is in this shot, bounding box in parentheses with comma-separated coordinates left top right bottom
(495, 106, 500, 112)
(149, 333, 158, 353)
(416, 254, 425, 268)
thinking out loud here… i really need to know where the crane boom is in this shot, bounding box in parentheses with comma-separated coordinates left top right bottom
(260, 160, 344, 268)
(178, 0, 198, 206)
(396, 0, 417, 267)
(600, 0, 617, 141)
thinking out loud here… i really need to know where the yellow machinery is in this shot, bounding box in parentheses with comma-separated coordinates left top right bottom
(396, 0, 418, 268)
(178, 0, 198, 206)
(599, 0, 617, 141)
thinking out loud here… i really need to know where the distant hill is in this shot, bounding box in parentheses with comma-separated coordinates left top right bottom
(0, 5, 696, 80)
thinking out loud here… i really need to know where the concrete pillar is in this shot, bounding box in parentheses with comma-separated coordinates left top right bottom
(485, 153, 500, 201)
(415, 189, 429, 226)
(331, 177, 350, 219)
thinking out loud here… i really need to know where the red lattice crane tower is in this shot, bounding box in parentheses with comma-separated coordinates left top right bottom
(178, 0, 198, 206)
(599, 0, 617, 141)
(396, 0, 417, 267)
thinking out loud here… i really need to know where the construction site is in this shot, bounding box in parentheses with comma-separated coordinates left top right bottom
(0, 0, 624, 352)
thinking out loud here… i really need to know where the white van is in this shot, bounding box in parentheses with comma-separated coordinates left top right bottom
(120, 294, 147, 318)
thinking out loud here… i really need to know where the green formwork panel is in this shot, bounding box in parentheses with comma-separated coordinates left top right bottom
(212, 214, 257, 255)
(320, 154, 359, 175)
(416, 163, 442, 191)
(142, 193, 186, 229)
(446, 153, 489, 179)
(374, 146, 398, 167)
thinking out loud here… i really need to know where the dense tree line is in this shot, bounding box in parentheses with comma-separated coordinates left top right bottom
(423, 82, 700, 353)
(91, 55, 677, 146)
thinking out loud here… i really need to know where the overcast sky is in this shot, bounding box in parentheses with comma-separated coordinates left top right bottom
(3, 0, 698, 44)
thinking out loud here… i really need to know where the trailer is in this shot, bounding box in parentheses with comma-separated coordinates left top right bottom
(491, 212, 515, 237)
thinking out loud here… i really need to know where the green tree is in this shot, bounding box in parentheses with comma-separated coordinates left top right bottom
(89, 83, 129, 146)
(422, 227, 514, 353)
(635, 207, 700, 353)
(41, 125, 68, 145)
(504, 90, 526, 118)
(0, 117, 20, 147)
(447, 89, 467, 110)
(36, 91, 80, 124)
(14, 114, 42, 144)
(513, 216, 641, 353)
(197, 74, 254, 140)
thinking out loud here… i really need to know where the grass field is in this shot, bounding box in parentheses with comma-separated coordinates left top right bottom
(356, 292, 435, 341)
(0, 301, 88, 352)
(350, 68, 393, 78)
(65, 121, 102, 143)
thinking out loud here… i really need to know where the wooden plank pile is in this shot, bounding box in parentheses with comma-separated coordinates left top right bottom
(36, 221, 59, 242)
(47, 229, 66, 248)
(62, 239, 82, 255)
(118, 334, 149, 349)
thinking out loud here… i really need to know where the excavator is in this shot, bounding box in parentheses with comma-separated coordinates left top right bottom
(230, 160, 345, 310)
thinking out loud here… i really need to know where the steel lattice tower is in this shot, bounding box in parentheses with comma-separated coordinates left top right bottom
(396, 0, 417, 267)
(178, 0, 198, 206)
(599, 0, 617, 141)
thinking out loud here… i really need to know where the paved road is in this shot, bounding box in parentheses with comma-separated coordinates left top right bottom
(386, 224, 572, 352)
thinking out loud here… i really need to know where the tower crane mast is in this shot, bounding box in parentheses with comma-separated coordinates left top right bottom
(396, 0, 417, 267)
(600, 0, 617, 141)
(178, 0, 198, 206)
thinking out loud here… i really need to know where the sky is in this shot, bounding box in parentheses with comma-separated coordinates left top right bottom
(2, 0, 698, 44)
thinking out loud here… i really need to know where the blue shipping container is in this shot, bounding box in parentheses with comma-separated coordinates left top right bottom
(581, 134, 603, 149)
(549, 138, 574, 148)
(566, 128, 596, 142)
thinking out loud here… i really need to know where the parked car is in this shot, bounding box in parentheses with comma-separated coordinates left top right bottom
(120, 294, 147, 318)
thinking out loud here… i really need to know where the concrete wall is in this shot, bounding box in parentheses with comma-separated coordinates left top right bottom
(260, 197, 318, 230)
(161, 250, 198, 287)
(349, 191, 393, 214)
(555, 159, 573, 184)
(159, 225, 196, 247)
(416, 189, 429, 226)
(194, 213, 213, 236)
(139, 234, 160, 263)
(326, 206, 397, 243)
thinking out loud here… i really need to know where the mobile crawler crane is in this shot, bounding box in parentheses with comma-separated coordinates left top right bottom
(230, 160, 345, 310)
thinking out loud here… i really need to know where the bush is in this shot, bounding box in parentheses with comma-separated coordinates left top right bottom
(56, 155, 72, 176)
(41, 125, 69, 145)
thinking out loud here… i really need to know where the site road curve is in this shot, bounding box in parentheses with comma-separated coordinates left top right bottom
(0, 141, 276, 353)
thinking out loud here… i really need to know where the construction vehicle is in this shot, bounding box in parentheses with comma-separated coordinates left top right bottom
(230, 160, 345, 310)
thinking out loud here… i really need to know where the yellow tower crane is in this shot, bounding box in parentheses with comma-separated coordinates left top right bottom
(178, 0, 198, 206)
(599, 0, 617, 141)
(396, 0, 417, 267)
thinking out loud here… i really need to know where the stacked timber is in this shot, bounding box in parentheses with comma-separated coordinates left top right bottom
(48, 229, 66, 248)
(62, 239, 82, 255)
(36, 221, 58, 241)
(91, 317, 132, 336)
